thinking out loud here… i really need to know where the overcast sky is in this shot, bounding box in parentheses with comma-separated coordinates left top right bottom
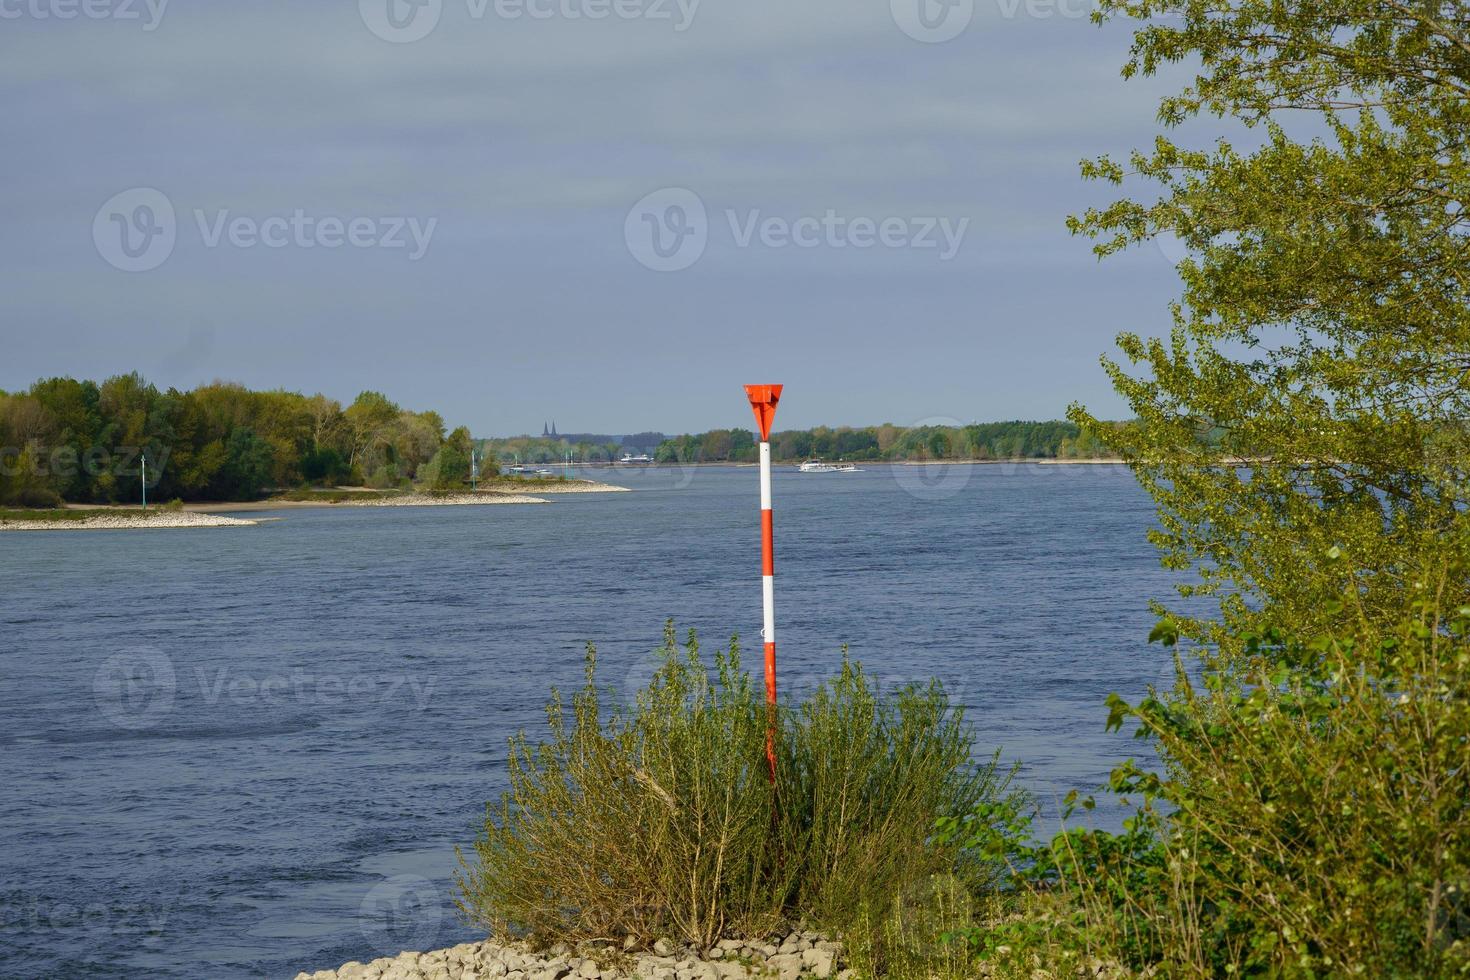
(0, 0, 1198, 435)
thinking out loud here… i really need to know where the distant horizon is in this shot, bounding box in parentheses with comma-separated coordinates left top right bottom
(1, 369, 1099, 442)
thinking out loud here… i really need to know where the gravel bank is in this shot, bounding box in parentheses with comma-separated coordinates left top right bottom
(338, 493, 549, 507)
(297, 931, 848, 980)
(0, 511, 259, 531)
(493, 480, 630, 494)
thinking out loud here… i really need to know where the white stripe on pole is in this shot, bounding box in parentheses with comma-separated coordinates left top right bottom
(759, 442, 772, 510)
(763, 574, 775, 645)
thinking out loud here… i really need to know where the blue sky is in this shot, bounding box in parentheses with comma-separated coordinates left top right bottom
(0, 0, 1197, 435)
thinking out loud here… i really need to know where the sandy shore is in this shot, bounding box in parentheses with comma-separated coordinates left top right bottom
(339, 492, 550, 507)
(0, 511, 259, 532)
(182, 481, 627, 513)
(513, 480, 631, 494)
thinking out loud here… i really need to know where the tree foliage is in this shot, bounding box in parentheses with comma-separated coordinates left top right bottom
(655, 421, 1117, 464)
(1069, 0, 1470, 642)
(0, 374, 485, 504)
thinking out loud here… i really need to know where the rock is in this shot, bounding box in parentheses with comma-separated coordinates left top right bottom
(577, 960, 601, 979)
(653, 938, 676, 957)
(550, 944, 572, 958)
(716, 940, 743, 953)
(623, 936, 639, 952)
(767, 953, 803, 980)
(801, 948, 835, 979)
(707, 948, 725, 960)
(484, 962, 509, 978)
(836, 970, 856, 980)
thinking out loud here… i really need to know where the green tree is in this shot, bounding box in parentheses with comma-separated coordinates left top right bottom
(421, 425, 474, 489)
(1069, 1, 1470, 643)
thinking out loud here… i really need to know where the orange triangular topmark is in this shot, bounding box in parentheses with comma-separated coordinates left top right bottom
(744, 384, 783, 441)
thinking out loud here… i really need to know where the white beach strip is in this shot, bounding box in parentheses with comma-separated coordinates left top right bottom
(509, 480, 630, 494)
(0, 512, 259, 532)
(339, 493, 549, 507)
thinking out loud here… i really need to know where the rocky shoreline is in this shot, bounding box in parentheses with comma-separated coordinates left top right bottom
(0, 511, 259, 532)
(337, 492, 549, 507)
(296, 931, 846, 980)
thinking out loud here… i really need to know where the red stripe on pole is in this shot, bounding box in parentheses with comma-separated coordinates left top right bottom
(764, 640, 778, 781)
(761, 510, 774, 576)
(764, 641, 777, 704)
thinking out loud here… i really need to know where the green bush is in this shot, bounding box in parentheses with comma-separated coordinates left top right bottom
(1111, 598, 1470, 977)
(456, 622, 1024, 953)
(9, 486, 64, 509)
(955, 583, 1470, 979)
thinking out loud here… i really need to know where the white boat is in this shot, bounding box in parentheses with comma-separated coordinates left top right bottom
(618, 453, 653, 464)
(798, 459, 860, 473)
(507, 464, 553, 477)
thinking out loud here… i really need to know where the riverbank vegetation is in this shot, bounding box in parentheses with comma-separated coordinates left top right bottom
(983, 0, 1470, 975)
(458, 623, 1025, 969)
(460, 2, 1470, 976)
(0, 375, 488, 506)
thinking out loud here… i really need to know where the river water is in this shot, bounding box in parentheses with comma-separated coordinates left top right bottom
(0, 463, 1183, 978)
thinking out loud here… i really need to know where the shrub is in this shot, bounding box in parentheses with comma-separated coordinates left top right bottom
(964, 581, 1470, 978)
(456, 622, 1024, 953)
(10, 486, 63, 509)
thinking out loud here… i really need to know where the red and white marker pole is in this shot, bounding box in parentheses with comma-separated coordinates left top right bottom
(744, 384, 783, 782)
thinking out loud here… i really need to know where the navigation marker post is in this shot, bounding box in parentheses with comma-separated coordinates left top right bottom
(744, 384, 783, 782)
(141, 452, 147, 511)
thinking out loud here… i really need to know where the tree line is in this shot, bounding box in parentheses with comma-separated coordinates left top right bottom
(654, 420, 1116, 464)
(0, 373, 485, 506)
